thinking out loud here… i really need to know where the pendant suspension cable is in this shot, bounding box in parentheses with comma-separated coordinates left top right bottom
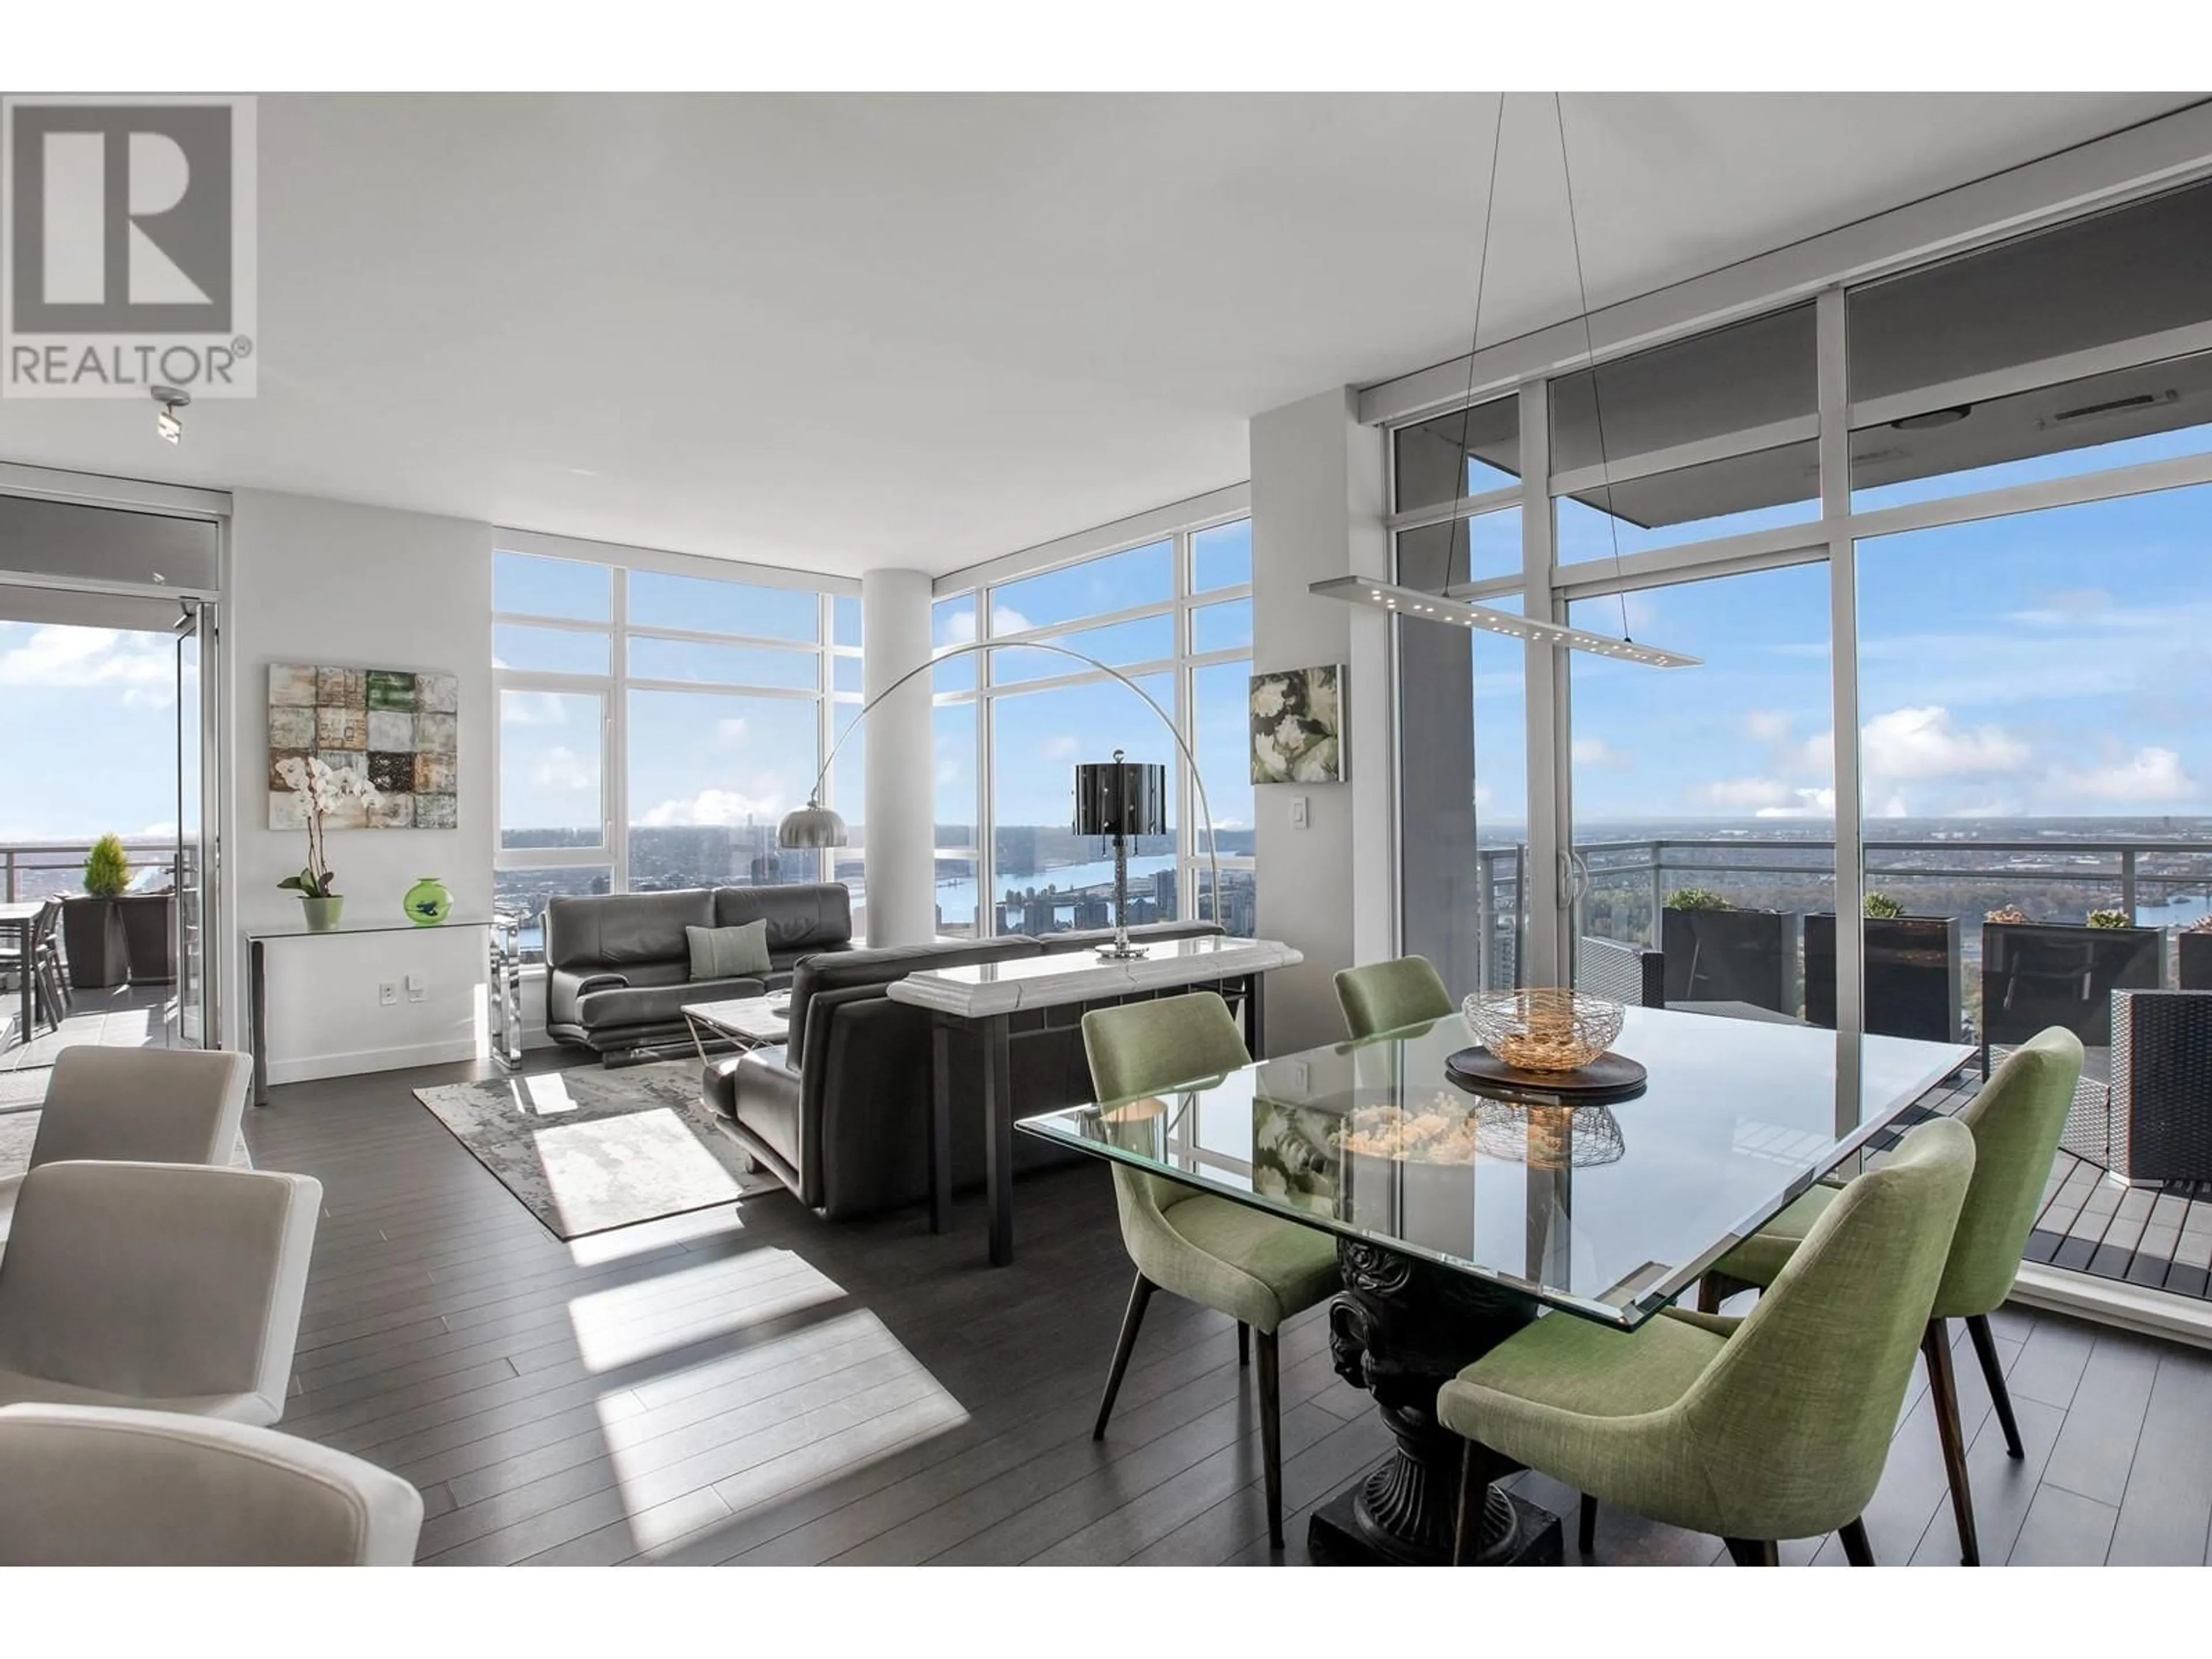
(1552, 92, 1634, 645)
(1444, 93, 1512, 582)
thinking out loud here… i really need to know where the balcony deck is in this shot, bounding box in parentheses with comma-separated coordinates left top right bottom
(0, 981, 180, 1109)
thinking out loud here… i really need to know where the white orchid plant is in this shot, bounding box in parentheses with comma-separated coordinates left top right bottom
(274, 754, 380, 900)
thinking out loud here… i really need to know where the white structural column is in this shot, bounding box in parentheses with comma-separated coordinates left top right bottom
(1250, 386, 1389, 1050)
(859, 568, 935, 946)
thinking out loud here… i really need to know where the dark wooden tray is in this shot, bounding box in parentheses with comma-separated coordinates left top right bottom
(1444, 1045, 1648, 1104)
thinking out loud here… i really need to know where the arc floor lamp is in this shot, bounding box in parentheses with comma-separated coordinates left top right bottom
(778, 640, 1224, 957)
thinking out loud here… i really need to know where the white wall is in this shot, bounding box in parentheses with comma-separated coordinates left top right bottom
(224, 490, 497, 1082)
(1249, 386, 1389, 1050)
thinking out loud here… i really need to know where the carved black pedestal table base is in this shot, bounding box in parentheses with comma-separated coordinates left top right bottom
(1309, 1238, 1563, 1567)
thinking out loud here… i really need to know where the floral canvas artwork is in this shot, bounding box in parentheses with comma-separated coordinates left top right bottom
(1249, 665, 1344, 784)
(268, 662, 460, 830)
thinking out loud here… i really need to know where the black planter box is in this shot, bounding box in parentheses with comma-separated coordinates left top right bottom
(1804, 914, 1963, 1041)
(2179, 931, 2212, 991)
(1661, 907, 1802, 1016)
(116, 891, 177, 984)
(1981, 920, 2162, 1050)
(60, 895, 128, 990)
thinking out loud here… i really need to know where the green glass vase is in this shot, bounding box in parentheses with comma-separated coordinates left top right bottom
(404, 876, 453, 927)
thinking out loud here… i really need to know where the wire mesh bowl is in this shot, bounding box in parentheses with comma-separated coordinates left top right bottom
(1461, 987, 1624, 1074)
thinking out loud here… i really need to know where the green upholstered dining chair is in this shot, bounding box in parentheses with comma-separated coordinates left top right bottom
(1437, 1116, 1976, 1567)
(1333, 956, 1455, 1041)
(1081, 991, 1341, 1549)
(1693, 1025, 2083, 1565)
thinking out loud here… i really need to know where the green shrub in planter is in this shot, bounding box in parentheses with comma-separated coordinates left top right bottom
(82, 834, 130, 897)
(1665, 888, 1731, 911)
(1862, 891, 1904, 920)
(63, 833, 132, 990)
(2086, 907, 2132, 929)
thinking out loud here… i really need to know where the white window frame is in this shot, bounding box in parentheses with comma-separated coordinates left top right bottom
(929, 504, 1257, 937)
(493, 539, 859, 902)
(1376, 165, 2212, 1340)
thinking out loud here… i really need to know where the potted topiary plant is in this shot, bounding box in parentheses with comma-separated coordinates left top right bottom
(1982, 900, 2160, 1055)
(2178, 913, 2212, 990)
(1804, 891, 1963, 1041)
(1660, 887, 1801, 1015)
(62, 833, 131, 989)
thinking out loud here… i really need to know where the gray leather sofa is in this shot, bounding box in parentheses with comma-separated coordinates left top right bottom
(544, 882, 854, 1055)
(705, 921, 1224, 1219)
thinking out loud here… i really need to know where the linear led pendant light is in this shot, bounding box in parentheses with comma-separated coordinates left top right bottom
(1310, 93, 1699, 671)
(1308, 574, 1699, 666)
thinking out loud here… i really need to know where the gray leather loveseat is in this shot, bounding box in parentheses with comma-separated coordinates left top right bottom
(544, 882, 854, 1055)
(705, 921, 1224, 1219)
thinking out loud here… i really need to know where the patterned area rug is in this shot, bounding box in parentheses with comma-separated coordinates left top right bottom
(412, 1060, 782, 1240)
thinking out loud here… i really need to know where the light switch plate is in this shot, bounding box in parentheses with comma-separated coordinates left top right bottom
(1290, 796, 1309, 830)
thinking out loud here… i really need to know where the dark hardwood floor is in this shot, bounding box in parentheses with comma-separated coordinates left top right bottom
(242, 1051, 2212, 1567)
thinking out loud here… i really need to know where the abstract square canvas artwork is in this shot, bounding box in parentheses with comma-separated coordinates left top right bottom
(269, 663, 460, 830)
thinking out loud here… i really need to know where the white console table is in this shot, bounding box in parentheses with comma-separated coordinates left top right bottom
(244, 915, 495, 1105)
(885, 934, 1302, 1266)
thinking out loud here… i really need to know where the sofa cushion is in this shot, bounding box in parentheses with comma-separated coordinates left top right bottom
(573, 976, 765, 1036)
(546, 889, 714, 969)
(716, 884, 853, 955)
(785, 937, 1041, 1067)
(686, 921, 771, 982)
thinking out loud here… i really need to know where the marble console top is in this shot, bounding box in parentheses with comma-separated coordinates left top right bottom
(883, 934, 1303, 1019)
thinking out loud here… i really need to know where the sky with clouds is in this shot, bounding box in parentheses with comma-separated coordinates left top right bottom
(0, 622, 191, 842)
(9, 482, 2205, 851)
(1560, 480, 2212, 825)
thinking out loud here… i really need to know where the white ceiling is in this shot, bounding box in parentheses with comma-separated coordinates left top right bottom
(0, 91, 2198, 578)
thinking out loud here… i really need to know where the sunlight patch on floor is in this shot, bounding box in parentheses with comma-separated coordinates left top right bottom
(563, 1247, 843, 1373)
(566, 1204, 746, 1267)
(528, 1107, 748, 1236)
(504, 1071, 585, 1116)
(581, 1305, 970, 1557)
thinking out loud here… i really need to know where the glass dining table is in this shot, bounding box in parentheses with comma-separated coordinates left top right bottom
(1017, 1003, 1974, 1566)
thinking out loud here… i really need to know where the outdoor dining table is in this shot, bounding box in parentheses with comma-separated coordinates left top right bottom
(0, 901, 43, 1051)
(1017, 1003, 1974, 1566)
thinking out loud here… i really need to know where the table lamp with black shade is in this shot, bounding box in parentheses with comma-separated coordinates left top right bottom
(1074, 748, 1166, 960)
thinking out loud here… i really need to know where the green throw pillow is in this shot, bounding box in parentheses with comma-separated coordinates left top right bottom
(685, 920, 771, 982)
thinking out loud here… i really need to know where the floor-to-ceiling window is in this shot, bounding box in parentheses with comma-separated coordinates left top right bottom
(931, 509, 1257, 938)
(1384, 169, 2212, 1322)
(492, 544, 859, 945)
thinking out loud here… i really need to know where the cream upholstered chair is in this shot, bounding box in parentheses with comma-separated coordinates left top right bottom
(0, 1045, 252, 1251)
(0, 1161, 319, 1425)
(0, 1403, 422, 1565)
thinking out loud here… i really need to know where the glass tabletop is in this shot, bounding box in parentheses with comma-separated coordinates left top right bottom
(1017, 1005, 1972, 1328)
(245, 915, 495, 941)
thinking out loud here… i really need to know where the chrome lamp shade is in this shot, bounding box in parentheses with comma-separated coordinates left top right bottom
(777, 801, 849, 849)
(1075, 753, 1165, 960)
(1074, 760, 1166, 839)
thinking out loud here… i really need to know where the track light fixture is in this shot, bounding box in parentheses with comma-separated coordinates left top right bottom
(153, 385, 190, 444)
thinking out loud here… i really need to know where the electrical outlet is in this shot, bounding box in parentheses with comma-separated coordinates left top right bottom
(377, 982, 397, 1007)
